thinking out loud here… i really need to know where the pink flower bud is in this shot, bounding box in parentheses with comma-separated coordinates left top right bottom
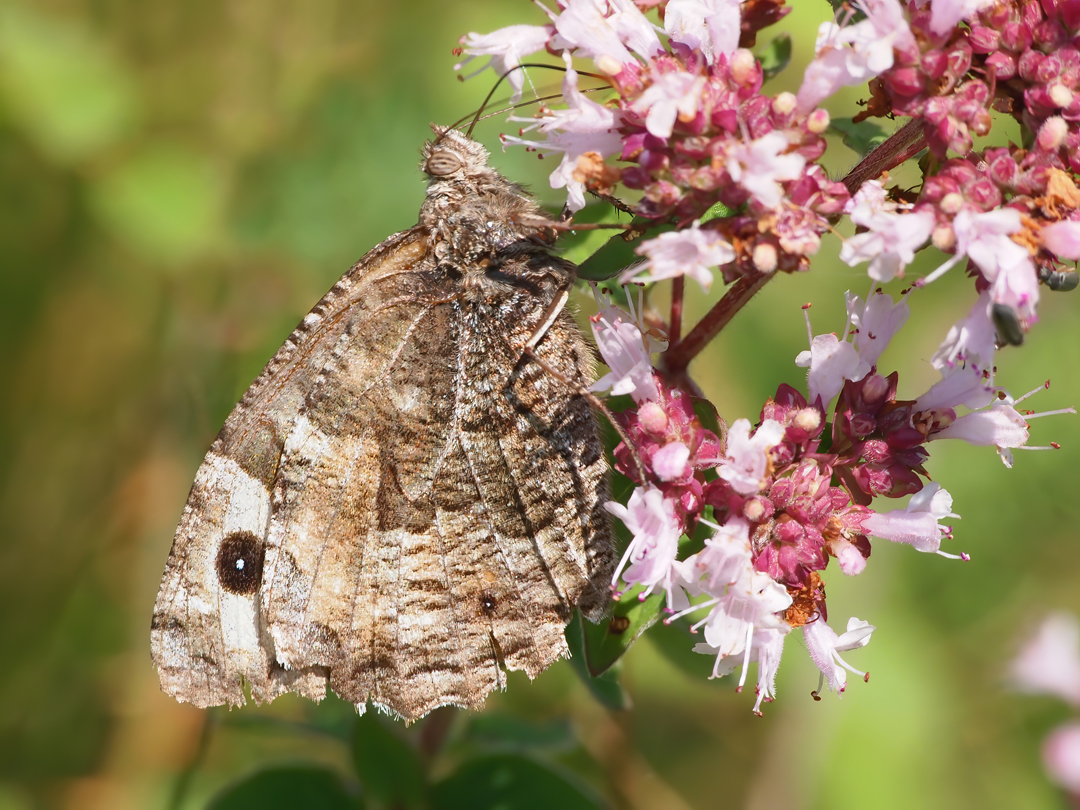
(752, 242, 778, 272)
(885, 67, 925, 97)
(806, 108, 830, 134)
(940, 192, 964, 215)
(1019, 50, 1044, 82)
(968, 26, 1001, 52)
(985, 52, 1018, 80)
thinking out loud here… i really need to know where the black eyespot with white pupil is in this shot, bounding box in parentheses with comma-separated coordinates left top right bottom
(215, 530, 265, 595)
(426, 150, 462, 177)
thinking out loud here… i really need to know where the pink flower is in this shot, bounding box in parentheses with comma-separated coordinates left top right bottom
(545, 0, 662, 67)
(683, 517, 753, 595)
(1011, 613, 1080, 707)
(504, 59, 622, 211)
(632, 70, 706, 139)
(1041, 220, 1080, 261)
(927, 0, 997, 37)
(914, 364, 995, 413)
(1043, 724, 1080, 795)
(624, 220, 736, 291)
(926, 208, 1030, 286)
(725, 131, 806, 210)
(455, 25, 552, 102)
(796, 333, 870, 409)
(716, 418, 785, 495)
(795, 0, 913, 113)
(931, 291, 997, 374)
(698, 626, 788, 714)
(803, 617, 875, 696)
(840, 181, 935, 282)
(691, 564, 792, 700)
(846, 289, 910, 369)
(652, 441, 691, 481)
(589, 289, 663, 404)
(662, 0, 741, 63)
(1011, 613, 1080, 796)
(606, 486, 684, 604)
(930, 397, 1030, 467)
(861, 482, 959, 554)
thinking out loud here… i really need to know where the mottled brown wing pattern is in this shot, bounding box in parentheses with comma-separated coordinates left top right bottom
(151, 127, 616, 721)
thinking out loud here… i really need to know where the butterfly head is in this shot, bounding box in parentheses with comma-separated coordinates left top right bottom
(419, 125, 553, 258)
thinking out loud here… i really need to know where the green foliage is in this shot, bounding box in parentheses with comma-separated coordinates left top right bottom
(831, 117, 890, 157)
(89, 143, 225, 265)
(566, 612, 632, 710)
(0, 5, 137, 162)
(430, 754, 606, 810)
(352, 713, 427, 810)
(579, 589, 665, 678)
(207, 766, 362, 810)
(758, 33, 793, 80)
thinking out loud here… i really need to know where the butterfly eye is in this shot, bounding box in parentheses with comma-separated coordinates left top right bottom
(426, 150, 462, 177)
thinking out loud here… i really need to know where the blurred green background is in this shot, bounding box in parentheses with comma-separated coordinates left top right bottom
(2, 1, 1079, 808)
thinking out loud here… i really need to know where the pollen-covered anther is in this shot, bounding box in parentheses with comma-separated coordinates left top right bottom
(743, 496, 770, 522)
(792, 407, 821, 433)
(730, 48, 757, 85)
(772, 91, 797, 116)
(783, 572, 825, 628)
(1049, 83, 1074, 109)
(572, 151, 622, 193)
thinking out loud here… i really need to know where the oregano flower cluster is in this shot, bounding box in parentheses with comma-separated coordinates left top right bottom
(456, 0, 1078, 713)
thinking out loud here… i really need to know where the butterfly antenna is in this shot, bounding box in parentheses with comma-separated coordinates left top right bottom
(453, 63, 611, 137)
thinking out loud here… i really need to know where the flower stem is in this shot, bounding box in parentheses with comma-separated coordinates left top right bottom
(670, 275, 684, 344)
(841, 118, 928, 195)
(661, 270, 775, 377)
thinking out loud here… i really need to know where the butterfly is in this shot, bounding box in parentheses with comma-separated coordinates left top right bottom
(150, 125, 616, 722)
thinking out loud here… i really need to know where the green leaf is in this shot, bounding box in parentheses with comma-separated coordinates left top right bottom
(0, 5, 137, 163)
(830, 118, 889, 158)
(431, 754, 605, 810)
(352, 711, 427, 809)
(559, 202, 627, 266)
(690, 395, 725, 442)
(576, 219, 675, 282)
(699, 201, 735, 223)
(463, 714, 576, 752)
(565, 612, 631, 711)
(758, 33, 792, 80)
(466, 717, 578, 756)
(89, 143, 226, 265)
(580, 587, 665, 677)
(207, 766, 362, 810)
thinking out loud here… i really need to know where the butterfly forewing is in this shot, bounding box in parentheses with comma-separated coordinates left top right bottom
(151, 127, 616, 721)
